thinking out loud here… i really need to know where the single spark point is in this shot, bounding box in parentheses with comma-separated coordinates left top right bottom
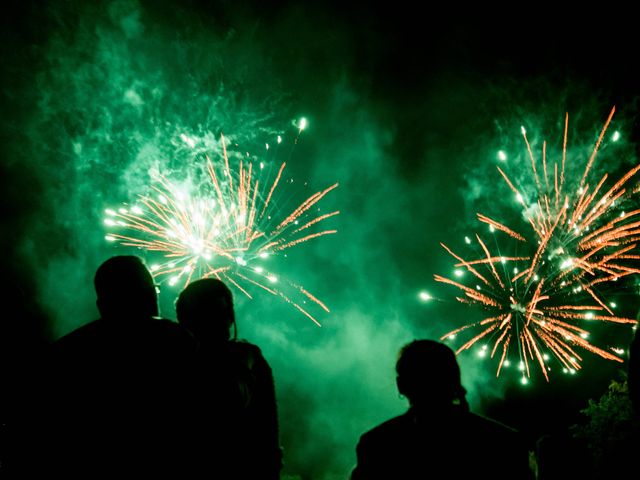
(448, 334, 456, 340)
(520, 126, 526, 135)
(254, 267, 264, 274)
(560, 259, 574, 270)
(104, 219, 116, 226)
(180, 133, 196, 148)
(298, 118, 308, 131)
(516, 194, 524, 203)
(518, 361, 525, 371)
(489, 225, 495, 232)
(520, 377, 529, 385)
(105, 235, 116, 242)
(277, 135, 282, 144)
(118, 208, 128, 214)
(503, 360, 510, 367)
(265, 143, 270, 150)
(268, 275, 278, 283)
(454, 269, 463, 277)
(498, 150, 507, 161)
(260, 162, 264, 169)
(419, 291, 432, 301)
(169, 276, 179, 286)
(259, 252, 269, 259)
(511, 303, 526, 314)
(585, 312, 594, 320)
(580, 332, 589, 339)
(150, 264, 160, 272)
(542, 353, 550, 361)
(612, 131, 621, 142)
(105, 209, 116, 216)
(478, 349, 486, 358)
(132, 206, 143, 215)
(464, 236, 471, 244)
(610, 302, 617, 308)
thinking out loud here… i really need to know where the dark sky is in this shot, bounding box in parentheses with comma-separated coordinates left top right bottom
(2, 2, 639, 478)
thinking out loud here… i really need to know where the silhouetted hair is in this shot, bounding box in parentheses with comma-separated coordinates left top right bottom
(94, 255, 158, 320)
(396, 339, 467, 406)
(176, 278, 236, 342)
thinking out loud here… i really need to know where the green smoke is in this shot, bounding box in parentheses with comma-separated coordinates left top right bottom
(3, 1, 640, 478)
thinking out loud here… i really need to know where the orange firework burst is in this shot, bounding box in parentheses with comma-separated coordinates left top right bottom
(436, 107, 639, 381)
(105, 134, 338, 325)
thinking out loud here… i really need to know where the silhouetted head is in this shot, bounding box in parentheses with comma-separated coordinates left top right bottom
(175, 278, 236, 344)
(94, 255, 159, 320)
(396, 339, 467, 408)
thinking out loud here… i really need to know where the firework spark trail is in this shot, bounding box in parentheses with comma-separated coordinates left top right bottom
(435, 108, 639, 381)
(105, 133, 339, 324)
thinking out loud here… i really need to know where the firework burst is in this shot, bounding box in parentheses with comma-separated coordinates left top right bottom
(435, 107, 640, 382)
(105, 131, 339, 325)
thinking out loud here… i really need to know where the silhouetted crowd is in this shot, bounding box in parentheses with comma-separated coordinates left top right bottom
(3, 255, 640, 479)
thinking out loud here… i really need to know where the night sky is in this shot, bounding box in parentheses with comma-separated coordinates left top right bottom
(2, 2, 640, 478)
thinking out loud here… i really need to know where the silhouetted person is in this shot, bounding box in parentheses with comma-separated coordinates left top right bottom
(351, 339, 533, 480)
(176, 278, 282, 479)
(44, 255, 198, 477)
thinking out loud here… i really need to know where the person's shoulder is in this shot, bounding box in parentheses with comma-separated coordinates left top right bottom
(233, 338, 261, 351)
(52, 319, 104, 348)
(231, 339, 266, 357)
(150, 316, 188, 330)
(147, 317, 196, 343)
(466, 411, 523, 441)
(48, 319, 111, 364)
(360, 413, 412, 442)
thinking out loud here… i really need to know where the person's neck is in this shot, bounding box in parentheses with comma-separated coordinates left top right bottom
(409, 400, 461, 415)
(197, 337, 230, 350)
